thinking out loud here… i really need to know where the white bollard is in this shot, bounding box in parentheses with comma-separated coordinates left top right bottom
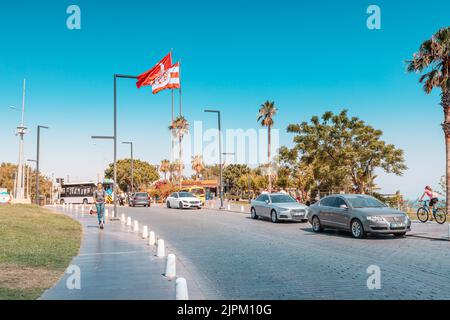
(133, 220, 139, 233)
(175, 277, 189, 300)
(148, 231, 156, 246)
(105, 209, 109, 218)
(156, 239, 165, 257)
(75, 204, 78, 210)
(241, 205, 244, 212)
(211, 203, 214, 209)
(165, 253, 176, 278)
(127, 216, 132, 226)
(121, 213, 125, 223)
(82, 204, 85, 211)
(142, 225, 148, 239)
(227, 204, 231, 210)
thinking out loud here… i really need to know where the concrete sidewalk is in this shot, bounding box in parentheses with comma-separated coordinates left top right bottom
(41, 206, 205, 300)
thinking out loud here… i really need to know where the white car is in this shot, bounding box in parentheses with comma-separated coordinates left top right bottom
(166, 192, 202, 209)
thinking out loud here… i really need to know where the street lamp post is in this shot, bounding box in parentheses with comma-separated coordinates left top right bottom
(204, 109, 224, 209)
(36, 125, 49, 205)
(26, 159, 36, 203)
(122, 141, 133, 193)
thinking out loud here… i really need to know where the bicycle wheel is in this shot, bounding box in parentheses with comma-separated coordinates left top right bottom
(434, 208, 447, 224)
(416, 207, 429, 223)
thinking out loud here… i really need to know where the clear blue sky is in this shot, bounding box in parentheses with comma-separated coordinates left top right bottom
(0, 0, 449, 198)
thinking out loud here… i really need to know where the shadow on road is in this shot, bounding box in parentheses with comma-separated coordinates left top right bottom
(300, 227, 405, 240)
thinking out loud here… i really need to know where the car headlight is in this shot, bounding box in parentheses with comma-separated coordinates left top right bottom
(278, 207, 289, 212)
(366, 215, 385, 223)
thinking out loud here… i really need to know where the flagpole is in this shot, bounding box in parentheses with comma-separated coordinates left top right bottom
(179, 59, 182, 116)
(170, 48, 175, 165)
(171, 89, 175, 163)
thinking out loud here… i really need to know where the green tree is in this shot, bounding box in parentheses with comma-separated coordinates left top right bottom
(407, 27, 450, 213)
(104, 159, 159, 192)
(286, 110, 407, 194)
(200, 164, 221, 180)
(223, 164, 251, 193)
(257, 100, 278, 192)
(0, 162, 53, 202)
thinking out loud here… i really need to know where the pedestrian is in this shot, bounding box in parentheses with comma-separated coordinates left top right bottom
(93, 183, 106, 229)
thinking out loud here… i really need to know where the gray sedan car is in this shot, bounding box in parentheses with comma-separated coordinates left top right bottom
(307, 194, 411, 238)
(250, 193, 308, 223)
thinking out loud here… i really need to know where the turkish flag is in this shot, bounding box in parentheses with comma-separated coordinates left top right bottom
(136, 52, 172, 89)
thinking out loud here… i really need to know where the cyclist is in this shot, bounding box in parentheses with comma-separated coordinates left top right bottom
(418, 186, 440, 216)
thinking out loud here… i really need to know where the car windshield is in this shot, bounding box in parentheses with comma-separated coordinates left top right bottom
(135, 193, 148, 197)
(270, 194, 296, 203)
(346, 196, 386, 208)
(179, 192, 195, 198)
(191, 189, 204, 195)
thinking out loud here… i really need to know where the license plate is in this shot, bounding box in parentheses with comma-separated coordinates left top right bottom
(390, 223, 405, 228)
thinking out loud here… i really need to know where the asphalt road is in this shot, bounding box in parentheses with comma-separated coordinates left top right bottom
(116, 205, 450, 299)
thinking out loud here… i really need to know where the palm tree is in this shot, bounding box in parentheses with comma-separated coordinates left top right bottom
(168, 162, 178, 182)
(257, 100, 278, 192)
(160, 159, 170, 181)
(191, 155, 205, 180)
(169, 115, 189, 187)
(407, 27, 450, 214)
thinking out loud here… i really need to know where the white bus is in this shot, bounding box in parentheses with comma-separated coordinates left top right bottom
(58, 182, 96, 204)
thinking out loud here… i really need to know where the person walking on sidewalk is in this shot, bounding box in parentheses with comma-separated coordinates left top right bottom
(93, 183, 106, 229)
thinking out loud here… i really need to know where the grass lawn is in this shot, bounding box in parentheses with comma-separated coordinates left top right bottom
(0, 204, 81, 300)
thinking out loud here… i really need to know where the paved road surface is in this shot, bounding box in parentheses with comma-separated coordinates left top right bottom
(41, 207, 205, 300)
(113, 205, 450, 300)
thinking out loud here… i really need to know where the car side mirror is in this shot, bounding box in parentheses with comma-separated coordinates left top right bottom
(339, 204, 348, 210)
(265, 200, 270, 204)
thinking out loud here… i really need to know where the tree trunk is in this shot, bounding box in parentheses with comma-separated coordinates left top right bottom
(268, 125, 272, 193)
(441, 90, 450, 214)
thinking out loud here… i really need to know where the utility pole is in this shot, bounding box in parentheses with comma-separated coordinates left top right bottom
(14, 79, 28, 201)
(36, 125, 49, 205)
(204, 109, 224, 209)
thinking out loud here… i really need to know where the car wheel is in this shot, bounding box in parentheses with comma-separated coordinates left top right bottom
(270, 210, 278, 223)
(179, 201, 183, 209)
(351, 219, 366, 239)
(83, 199, 88, 205)
(167, 201, 171, 208)
(393, 232, 406, 238)
(60, 199, 65, 205)
(311, 216, 323, 232)
(250, 207, 258, 219)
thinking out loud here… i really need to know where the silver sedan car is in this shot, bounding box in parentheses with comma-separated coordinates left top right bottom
(307, 194, 411, 238)
(250, 193, 308, 223)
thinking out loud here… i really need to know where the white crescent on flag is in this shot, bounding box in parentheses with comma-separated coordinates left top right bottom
(150, 62, 180, 94)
